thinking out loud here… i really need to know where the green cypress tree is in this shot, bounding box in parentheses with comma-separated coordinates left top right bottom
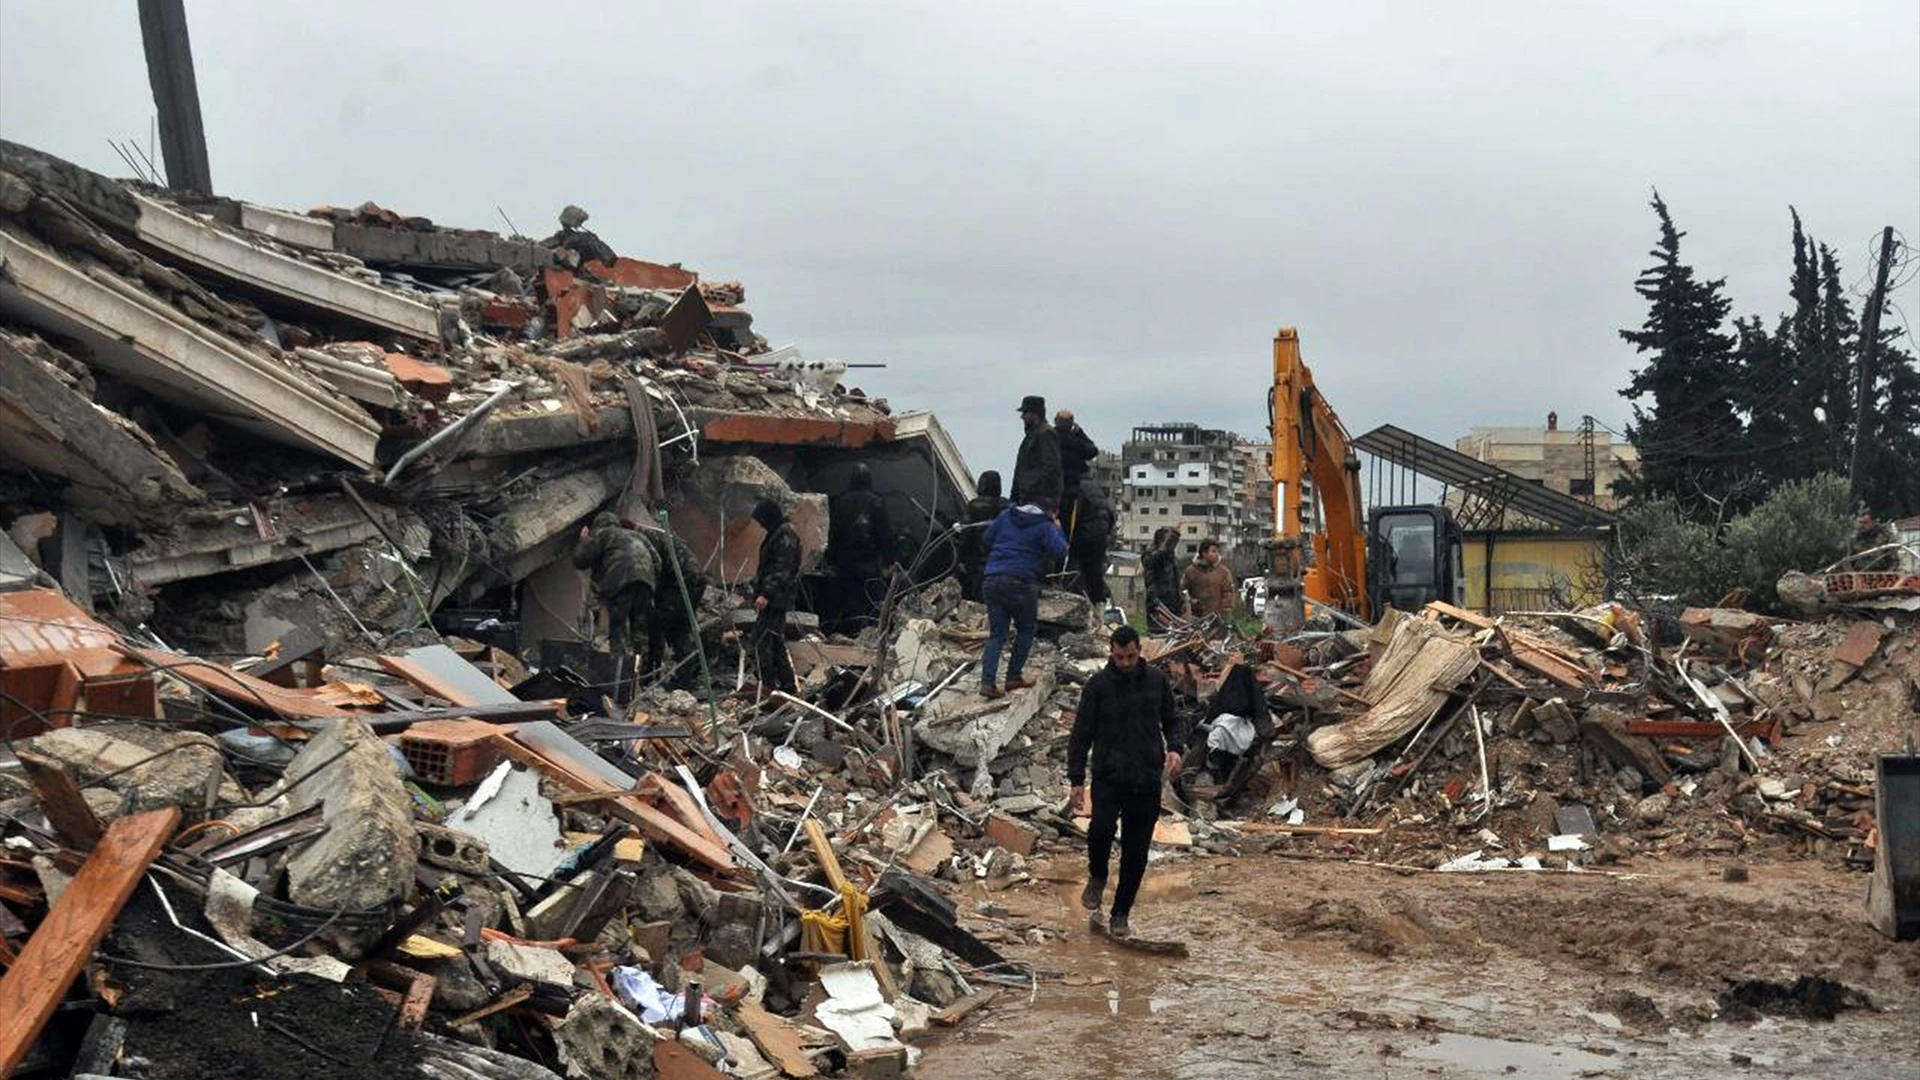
(1618, 193, 1745, 503)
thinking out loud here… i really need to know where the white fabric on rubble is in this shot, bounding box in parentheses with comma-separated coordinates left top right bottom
(1205, 713, 1257, 756)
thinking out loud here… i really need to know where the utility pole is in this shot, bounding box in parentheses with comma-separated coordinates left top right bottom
(1848, 226, 1898, 507)
(136, 0, 213, 196)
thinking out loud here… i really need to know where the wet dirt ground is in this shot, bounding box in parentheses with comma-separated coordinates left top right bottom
(915, 851, 1920, 1079)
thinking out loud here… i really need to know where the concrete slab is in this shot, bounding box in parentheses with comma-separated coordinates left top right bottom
(0, 229, 380, 468)
(130, 193, 439, 340)
(447, 763, 567, 880)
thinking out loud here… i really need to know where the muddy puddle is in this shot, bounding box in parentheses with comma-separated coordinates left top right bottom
(915, 857, 1920, 1080)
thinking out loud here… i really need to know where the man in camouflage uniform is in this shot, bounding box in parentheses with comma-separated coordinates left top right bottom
(643, 524, 708, 689)
(750, 498, 802, 695)
(574, 511, 659, 654)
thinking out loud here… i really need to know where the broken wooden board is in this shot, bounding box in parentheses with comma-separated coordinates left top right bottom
(489, 735, 733, 873)
(1425, 601, 1592, 689)
(0, 807, 177, 1075)
(900, 828, 955, 876)
(378, 644, 518, 707)
(1233, 823, 1386, 837)
(16, 750, 103, 849)
(735, 997, 820, 1078)
(931, 990, 996, 1027)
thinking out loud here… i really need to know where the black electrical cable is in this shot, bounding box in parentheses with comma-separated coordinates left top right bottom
(97, 901, 349, 972)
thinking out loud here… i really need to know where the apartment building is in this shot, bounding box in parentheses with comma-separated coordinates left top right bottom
(1115, 423, 1265, 570)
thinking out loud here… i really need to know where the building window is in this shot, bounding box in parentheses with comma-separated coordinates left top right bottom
(1184, 525, 1198, 535)
(1569, 477, 1595, 496)
(1185, 469, 1200, 478)
(1159, 507, 1169, 515)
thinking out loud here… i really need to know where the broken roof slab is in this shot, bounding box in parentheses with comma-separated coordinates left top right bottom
(0, 229, 381, 469)
(129, 193, 441, 341)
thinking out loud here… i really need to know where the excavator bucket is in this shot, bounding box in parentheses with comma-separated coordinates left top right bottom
(1868, 754, 1920, 940)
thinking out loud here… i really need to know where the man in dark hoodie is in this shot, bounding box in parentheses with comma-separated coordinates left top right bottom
(956, 470, 1008, 602)
(826, 463, 895, 631)
(1142, 526, 1185, 630)
(1068, 624, 1182, 938)
(1011, 395, 1062, 513)
(574, 511, 660, 654)
(979, 498, 1068, 698)
(749, 498, 801, 695)
(1054, 408, 1099, 499)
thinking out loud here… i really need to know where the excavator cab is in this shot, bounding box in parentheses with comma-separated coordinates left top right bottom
(1367, 505, 1464, 614)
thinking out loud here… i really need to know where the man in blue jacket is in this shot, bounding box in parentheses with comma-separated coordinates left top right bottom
(1068, 625, 1182, 938)
(979, 501, 1067, 699)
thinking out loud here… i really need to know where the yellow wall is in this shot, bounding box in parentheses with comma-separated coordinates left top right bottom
(1462, 533, 1605, 612)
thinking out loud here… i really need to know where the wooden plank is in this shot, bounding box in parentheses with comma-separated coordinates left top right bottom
(735, 998, 820, 1077)
(377, 645, 518, 707)
(638, 773, 729, 849)
(1426, 601, 1589, 688)
(1626, 717, 1780, 744)
(654, 1036, 733, 1079)
(0, 807, 178, 1075)
(931, 990, 996, 1027)
(16, 751, 103, 849)
(1232, 823, 1386, 837)
(489, 736, 733, 873)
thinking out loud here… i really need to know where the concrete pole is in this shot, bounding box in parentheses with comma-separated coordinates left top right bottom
(136, 0, 213, 195)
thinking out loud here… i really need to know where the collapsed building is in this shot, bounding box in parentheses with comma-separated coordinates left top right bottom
(0, 137, 971, 659)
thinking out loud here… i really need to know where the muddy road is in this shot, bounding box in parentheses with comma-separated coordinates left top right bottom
(914, 852, 1920, 1079)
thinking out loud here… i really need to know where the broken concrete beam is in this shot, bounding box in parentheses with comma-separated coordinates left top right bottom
(554, 994, 657, 1080)
(291, 346, 403, 408)
(234, 201, 335, 250)
(0, 331, 204, 524)
(0, 139, 140, 233)
(128, 193, 440, 340)
(695, 410, 896, 450)
(278, 717, 419, 956)
(667, 454, 826, 585)
(456, 406, 635, 460)
(332, 220, 553, 276)
(0, 229, 380, 468)
(125, 491, 401, 588)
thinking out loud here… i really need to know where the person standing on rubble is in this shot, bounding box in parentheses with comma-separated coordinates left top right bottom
(574, 512, 660, 657)
(1068, 624, 1182, 938)
(643, 523, 707, 690)
(826, 463, 896, 632)
(1182, 538, 1238, 622)
(1054, 409, 1099, 504)
(1011, 395, 1063, 514)
(749, 498, 801, 696)
(979, 497, 1068, 699)
(1142, 526, 1185, 630)
(1068, 485, 1114, 607)
(957, 470, 1008, 602)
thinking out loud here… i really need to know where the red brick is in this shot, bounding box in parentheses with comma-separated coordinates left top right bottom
(383, 352, 453, 402)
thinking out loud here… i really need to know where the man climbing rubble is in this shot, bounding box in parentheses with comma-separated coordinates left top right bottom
(641, 522, 707, 690)
(749, 497, 801, 696)
(826, 462, 896, 632)
(1068, 624, 1182, 938)
(980, 496, 1068, 699)
(574, 511, 659, 656)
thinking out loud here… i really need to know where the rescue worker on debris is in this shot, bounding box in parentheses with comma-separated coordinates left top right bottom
(826, 463, 896, 632)
(1011, 395, 1063, 514)
(957, 470, 1008, 603)
(1054, 409, 1099, 503)
(1850, 508, 1900, 572)
(1182, 538, 1238, 622)
(642, 523, 707, 690)
(1069, 624, 1182, 939)
(1068, 484, 1115, 606)
(748, 498, 802, 696)
(979, 496, 1068, 699)
(574, 511, 659, 655)
(1142, 526, 1184, 631)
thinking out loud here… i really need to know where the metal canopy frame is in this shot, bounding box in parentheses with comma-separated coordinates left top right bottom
(1353, 423, 1616, 531)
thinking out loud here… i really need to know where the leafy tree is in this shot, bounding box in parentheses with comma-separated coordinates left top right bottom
(1721, 474, 1854, 611)
(1619, 193, 1744, 502)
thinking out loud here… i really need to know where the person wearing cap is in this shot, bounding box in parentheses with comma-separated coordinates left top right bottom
(748, 498, 801, 695)
(1011, 395, 1063, 514)
(956, 470, 1008, 602)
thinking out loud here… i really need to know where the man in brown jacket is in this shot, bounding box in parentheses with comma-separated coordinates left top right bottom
(1181, 539, 1237, 621)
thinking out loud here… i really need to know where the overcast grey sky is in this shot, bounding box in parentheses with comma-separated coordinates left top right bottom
(3, 2, 1916, 481)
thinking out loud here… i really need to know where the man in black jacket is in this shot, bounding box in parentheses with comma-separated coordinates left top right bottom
(1067, 625, 1182, 937)
(956, 470, 1007, 602)
(749, 498, 801, 696)
(826, 463, 895, 632)
(1011, 395, 1062, 513)
(1054, 408, 1099, 497)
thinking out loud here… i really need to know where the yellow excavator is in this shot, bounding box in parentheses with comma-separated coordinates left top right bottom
(1266, 327, 1463, 628)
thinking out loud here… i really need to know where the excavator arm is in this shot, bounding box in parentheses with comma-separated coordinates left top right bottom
(1269, 327, 1369, 622)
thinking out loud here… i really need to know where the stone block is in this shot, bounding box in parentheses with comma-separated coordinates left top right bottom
(555, 993, 657, 1080)
(279, 717, 419, 956)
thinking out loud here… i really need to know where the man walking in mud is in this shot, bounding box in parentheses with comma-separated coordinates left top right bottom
(1068, 625, 1182, 938)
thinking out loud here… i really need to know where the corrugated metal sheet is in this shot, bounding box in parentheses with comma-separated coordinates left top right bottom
(0, 589, 118, 666)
